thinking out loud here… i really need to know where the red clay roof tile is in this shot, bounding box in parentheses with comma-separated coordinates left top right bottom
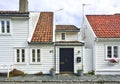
(86, 14, 120, 38)
(31, 12, 53, 43)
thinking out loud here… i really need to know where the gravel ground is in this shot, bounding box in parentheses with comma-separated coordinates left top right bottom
(0, 74, 120, 84)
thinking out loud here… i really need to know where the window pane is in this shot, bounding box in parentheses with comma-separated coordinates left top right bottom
(61, 33, 65, 40)
(22, 49, 25, 62)
(32, 49, 35, 62)
(17, 49, 20, 62)
(6, 21, 10, 33)
(1, 21, 5, 33)
(114, 46, 118, 58)
(107, 46, 112, 58)
(37, 49, 40, 62)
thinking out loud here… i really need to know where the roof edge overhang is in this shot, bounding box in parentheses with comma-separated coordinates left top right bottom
(0, 13, 29, 17)
(28, 42, 54, 44)
(96, 38, 120, 42)
(55, 42, 84, 46)
(55, 30, 80, 32)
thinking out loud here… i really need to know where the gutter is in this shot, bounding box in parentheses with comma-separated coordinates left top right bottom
(28, 42, 54, 44)
(55, 30, 80, 32)
(0, 13, 29, 17)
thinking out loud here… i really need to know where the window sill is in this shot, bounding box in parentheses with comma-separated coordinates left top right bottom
(30, 63, 42, 65)
(14, 63, 27, 65)
(105, 58, 119, 61)
(0, 33, 11, 36)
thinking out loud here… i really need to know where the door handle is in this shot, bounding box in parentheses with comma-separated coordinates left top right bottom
(60, 62, 64, 64)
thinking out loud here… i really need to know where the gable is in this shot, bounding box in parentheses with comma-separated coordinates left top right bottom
(31, 12, 53, 43)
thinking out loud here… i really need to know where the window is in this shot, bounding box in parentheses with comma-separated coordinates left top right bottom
(31, 49, 41, 63)
(1, 20, 11, 34)
(61, 33, 65, 40)
(1, 21, 5, 33)
(6, 21, 10, 33)
(106, 46, 118, 59)
(15, 49, 25, 63)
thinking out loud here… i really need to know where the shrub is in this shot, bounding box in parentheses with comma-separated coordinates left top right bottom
(88, 70, 95, 75)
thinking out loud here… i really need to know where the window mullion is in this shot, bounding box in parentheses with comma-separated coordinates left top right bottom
(35, 49, 37, 63)
(112, 46, 114, 58)
(19, 49, 21, 63)
(5, 21, 7, 33)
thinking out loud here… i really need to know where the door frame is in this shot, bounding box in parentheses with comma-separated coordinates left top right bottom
(59, 48, 74, 73)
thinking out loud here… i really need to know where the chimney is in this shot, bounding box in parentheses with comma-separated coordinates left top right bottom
(19, 0, 28, 12)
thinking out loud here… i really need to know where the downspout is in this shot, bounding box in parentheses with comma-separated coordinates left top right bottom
(54, 43, 56, 73)
(53, 12, 56, 73)
(82, 45, 84, 72)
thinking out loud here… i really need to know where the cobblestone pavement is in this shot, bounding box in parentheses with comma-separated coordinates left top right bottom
(0, 74, 120, 84)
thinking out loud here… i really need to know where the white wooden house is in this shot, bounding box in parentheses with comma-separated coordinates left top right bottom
(0, 0, 84, 74)
(55, 25, 84, 73)
(82, 14, 120, 75)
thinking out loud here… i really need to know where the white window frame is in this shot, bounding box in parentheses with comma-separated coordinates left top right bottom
(0, 19, 11, 35)
(30, 48, 41, 64)
(15, 48, 26, 64)
(61, 32, 66, 40)
(106, 45, 119, 59)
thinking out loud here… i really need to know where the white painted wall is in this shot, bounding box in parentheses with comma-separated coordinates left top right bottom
(0, 17, 29, 64)
(82, 16, 97, 71)
(14, 44, 54, 74)
(95, 42, 120, 75)
(55, 46, 83, 74)
(83, 48, 92, 73)
(55, 32, 78, 41)
(28, 12, 40, 42)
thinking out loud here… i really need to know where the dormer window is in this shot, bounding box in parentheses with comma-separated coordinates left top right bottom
(0, 20, 11, 34)
(61, 33, 65, 40)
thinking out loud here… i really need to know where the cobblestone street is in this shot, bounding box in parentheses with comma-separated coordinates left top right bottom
(0, 74, 120, 84)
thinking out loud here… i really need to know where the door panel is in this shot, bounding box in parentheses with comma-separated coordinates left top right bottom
(60, 48, 74, 73)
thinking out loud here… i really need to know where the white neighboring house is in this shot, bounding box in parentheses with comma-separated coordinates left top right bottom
(82, 14, 120, 75)
(0, 0, 84, 74)
(0, 11, 55, 74)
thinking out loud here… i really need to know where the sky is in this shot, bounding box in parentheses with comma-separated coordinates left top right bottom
(0, 0, 120, 27)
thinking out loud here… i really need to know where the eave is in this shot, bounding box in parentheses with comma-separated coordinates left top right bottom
(28, 42, 54, 44)
(96, 38, 120, 42)
(55, 41, 84, 46)
(55, 30, 80, 32)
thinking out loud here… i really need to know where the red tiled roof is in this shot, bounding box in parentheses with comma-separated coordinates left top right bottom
(31, 12, 53, 43)
(56, 25, 79, 31)
(86, 14, 120, 38)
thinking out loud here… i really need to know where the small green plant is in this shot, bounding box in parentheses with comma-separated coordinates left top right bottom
(50, 68, 56, 77)
(22, 73, 27, 77)
(77, 69, 83, 72)
(50, 68, 56, 72)
(77, 69, 83, 76)
(88, 70, 95, 75)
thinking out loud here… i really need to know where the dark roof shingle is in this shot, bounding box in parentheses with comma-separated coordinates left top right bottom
(0, 11, 29, 14)
(0, 11, 29, 17)
(56, 25, 79, 32)
(31, 12, 53, 43)
(86, 14, 120, 38)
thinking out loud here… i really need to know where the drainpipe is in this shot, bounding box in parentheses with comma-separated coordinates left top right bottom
(54, 44, 56, 73)
(82, 45, 84, 72)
